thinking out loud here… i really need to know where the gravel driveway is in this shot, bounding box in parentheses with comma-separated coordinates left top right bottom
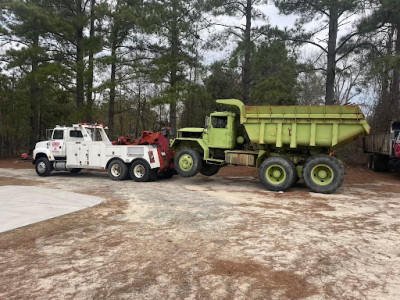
(0, 164, 399, 299)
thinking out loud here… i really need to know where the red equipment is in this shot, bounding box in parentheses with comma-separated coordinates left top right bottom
(113, 128, 175, 175)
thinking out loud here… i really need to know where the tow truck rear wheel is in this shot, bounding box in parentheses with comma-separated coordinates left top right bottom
(108, 159, 128, 181)
(259, 157, 296, 192)
(157, 168, 176, 180)
(175, 148, 202, 177)
(130, 159, 152, 182)
(35, 157, 52, 177)
(302, 154, 344, 194)
(200, 163, 220, 176)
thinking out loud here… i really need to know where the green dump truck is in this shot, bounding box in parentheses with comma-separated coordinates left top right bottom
(170, 99, 370, 193)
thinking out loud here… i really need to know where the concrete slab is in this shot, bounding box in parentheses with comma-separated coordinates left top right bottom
(0, 185, 104, 233)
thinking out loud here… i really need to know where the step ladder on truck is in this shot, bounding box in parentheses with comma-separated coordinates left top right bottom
(32, 123, 175, 181)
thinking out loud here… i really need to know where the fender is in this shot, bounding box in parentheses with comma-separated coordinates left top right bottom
(170, 138, 210, 160)
(32, 149, 54, 163)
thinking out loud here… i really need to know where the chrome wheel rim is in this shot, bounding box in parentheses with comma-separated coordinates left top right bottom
(134, 164, 145, 178)
(37, 162, 46, 173)
(111, 164, 121, 177)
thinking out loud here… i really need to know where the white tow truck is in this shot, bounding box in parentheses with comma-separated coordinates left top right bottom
(33, 123, 162, 181)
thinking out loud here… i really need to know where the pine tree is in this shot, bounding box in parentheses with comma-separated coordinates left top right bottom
(146, 0, 206, 136)
(274, 0, 366, 105)
(206, 0, 269, 104)
(1, 0, 70, 149)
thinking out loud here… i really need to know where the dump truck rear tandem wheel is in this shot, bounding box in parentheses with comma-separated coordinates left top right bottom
(302, 155, 344, 194)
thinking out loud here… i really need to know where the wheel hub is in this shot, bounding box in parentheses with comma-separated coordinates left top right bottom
(179, 154, 193, 171)
(37, 162, 46, 173)
(266, 164, 286, 185)
(111, 164, 121, 177)
(272, 169, 282, 178)
(318, 170, 328, 179)
(134, 164, 145, 178)
(311, 164, 334, 185)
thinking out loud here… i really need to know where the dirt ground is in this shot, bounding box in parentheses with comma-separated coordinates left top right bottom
(0, 159, 399, 299)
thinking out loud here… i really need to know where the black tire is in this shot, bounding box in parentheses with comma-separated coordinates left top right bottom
(157, 168, 176, 180)
(367, 155, 373, 169)
(292, 171, 300, 186)
(175, 148, 202, 177)
(108, 159, 128, 181)
(371, 155, 388, 172)
(258, 157, 296, 192)
(302, 154, 344, 194)
(200, 163, 221, 176)
(35, 157, 52, 177)
(130, 160, 152, 182)
(69, 168, 82, 174)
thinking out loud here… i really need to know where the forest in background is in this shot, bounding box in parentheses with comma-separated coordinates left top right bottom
(0, 0, 399, 157)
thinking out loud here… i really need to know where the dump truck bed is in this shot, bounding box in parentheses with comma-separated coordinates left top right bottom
(217, 99, 370, 149)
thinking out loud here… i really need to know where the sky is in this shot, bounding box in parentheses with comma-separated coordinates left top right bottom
(201, 2, 365, 65)
(202, 4, 298, 65)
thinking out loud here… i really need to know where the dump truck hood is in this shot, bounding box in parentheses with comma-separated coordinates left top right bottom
(178, 128, 204, 132)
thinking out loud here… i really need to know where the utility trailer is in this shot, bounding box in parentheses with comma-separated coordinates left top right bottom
(33, 123, 171, 181)
(363, 121, 400, 172)
(171, 99, 370, 194)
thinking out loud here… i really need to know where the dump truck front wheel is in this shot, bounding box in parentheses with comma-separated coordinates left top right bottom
(175, 148, 202, 177)
(200, 163, 220, 176)
(258, 157, 296, 192)
(35, 157, 52, 177)
(302, 155, 344, 194)
(108, 159, 128, 181)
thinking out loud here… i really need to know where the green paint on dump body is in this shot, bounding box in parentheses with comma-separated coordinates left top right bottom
(217, 99, 370, 150)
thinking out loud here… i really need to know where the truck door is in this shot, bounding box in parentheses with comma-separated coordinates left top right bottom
(51, 129, 66, 158)
(207, 115, 234, 149)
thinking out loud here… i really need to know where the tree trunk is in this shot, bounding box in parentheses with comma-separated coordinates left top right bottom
(76, 28, 85, 109)
(29, 33, 40, 151)
(109, 39, 117, 139)
(135, 83, 141, 137)
(243, 0, 252, 105)
(169, 96, 177, 136)
(375, 27, 395, 132)
(86, 0, 95, 122)
(169, 0, 179, 137)
(390, 27, 400, 117)
(325, 8, 339, 105)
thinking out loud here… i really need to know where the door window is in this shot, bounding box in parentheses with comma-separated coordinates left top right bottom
(69, 130, 83, 138)
(53, 130, 64, 140)
(211, 116, 227, 128)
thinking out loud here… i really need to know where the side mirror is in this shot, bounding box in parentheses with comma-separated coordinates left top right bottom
(205, 116, 210, 128)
